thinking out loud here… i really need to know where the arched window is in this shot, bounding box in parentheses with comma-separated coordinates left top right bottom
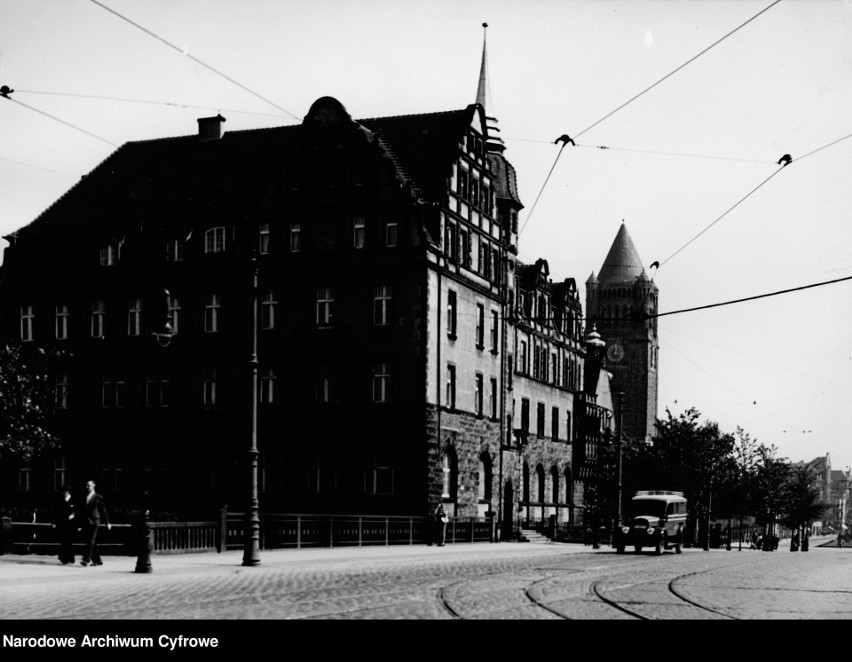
(478, 453, 492, 501)
(551, 466, 560, 503)
(536, 464, 546, 503)
(522, 462, 530, 502)
(442, 447, 458, 500)
(564, 469, 572, 505)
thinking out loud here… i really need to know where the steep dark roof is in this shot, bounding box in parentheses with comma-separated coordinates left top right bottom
(360, 107, 474, 202)
(597, 222, 645, 284)
(488, 153, 522, 206)
(12, 100, 478, 238)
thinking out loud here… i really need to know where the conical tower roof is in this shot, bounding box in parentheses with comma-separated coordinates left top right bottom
(475, 22, 505, 154)
(597, 222, 645, 284)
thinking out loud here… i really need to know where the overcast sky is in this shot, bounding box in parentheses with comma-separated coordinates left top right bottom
(2, 0, 851, 474)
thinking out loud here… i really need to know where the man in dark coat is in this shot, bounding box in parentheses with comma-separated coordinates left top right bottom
(53, 485, 76, 564)
(80, 480, 110, 566)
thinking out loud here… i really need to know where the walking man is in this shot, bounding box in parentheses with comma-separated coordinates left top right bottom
(81, 480, 110, 566)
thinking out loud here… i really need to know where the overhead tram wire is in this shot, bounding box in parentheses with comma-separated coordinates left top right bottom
(16, 90, 290, 120)
(89, 0, 302, 122)
(1, 96, 118, 147)
(517, 0, 783, 237)
(658, 131, 852, 268)
(648, 274, 852, 320)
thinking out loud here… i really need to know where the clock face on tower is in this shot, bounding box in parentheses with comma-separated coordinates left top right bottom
(607, 342, 624, 364)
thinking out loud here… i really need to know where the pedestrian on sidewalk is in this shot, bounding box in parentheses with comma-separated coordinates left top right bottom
(838, 530, 844, 548)
(80, 480, 110, 566)
(52, 485, 76, 564)
(434, 504, 448, 546)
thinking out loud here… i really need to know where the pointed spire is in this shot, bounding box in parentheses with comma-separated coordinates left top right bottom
(474, 22, 505, 154)
(476, 23, 489, 111)
(597, 221, 646, 284)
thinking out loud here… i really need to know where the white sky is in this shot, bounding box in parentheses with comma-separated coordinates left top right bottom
(2, 0, 851, 472)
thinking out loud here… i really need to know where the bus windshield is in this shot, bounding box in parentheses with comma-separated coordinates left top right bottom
(630, 499, 667, 517)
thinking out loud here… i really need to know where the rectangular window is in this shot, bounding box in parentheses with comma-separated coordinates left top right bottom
(446, 290, 457, 339)
(444, 222, 457, 262)
(537, 402, 546, 437)
(364, 452, 394, 495)
(204, 294, 221, 333)
(310, 452, 338, 494)
(101, 370, 126, 408)
(205, 227, 226, 253)
(459, 228, 469, 268)
(168, 296, 181, 335)
(91, 301, 106, 339)
(316, 287, 334, 326)
(260, 367, 277, 404)
(99, 239, 121, 266)
(127, 297, 142, 336)
(261, 290, 277, 330)
(166, 238, 184, 262)
(258, 223, 270, 254)
(566, 411, 572, 443)
(385, 221, 398, 248)
(20, 305, 34, 342)
(18, 466, 31, 492)
(476, 303, 485, 349)
(55, 305, 69, 340)
(518, 340, 527, 374)
(552, 407, 559, 441)
(55, 372, 70, 410)
(372, 362, 390, 403)
(353, 216, 366, 249)
(203, 368, 217, 406)
(373, 285, 392, 326)
(490, 310, 499, 353)
(446, 364, 456, 409)
(289, 223, 301, 253)
(491, 248, 500, 282)
(316, 367, 335, 404)
(551, 353, 558, 385)
(490, 377, 498, 419)
(474, 373, 483, 416)
(521, 398, 530, 433)
(146, 372, 170, 408)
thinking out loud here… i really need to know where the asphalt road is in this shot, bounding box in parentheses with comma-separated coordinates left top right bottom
(0, 535, 848, 649)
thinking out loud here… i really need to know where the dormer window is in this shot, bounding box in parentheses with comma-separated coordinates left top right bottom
(166, 238, 184, 262)
(204, 227, 227, 254)
(100, 238, 123, 266)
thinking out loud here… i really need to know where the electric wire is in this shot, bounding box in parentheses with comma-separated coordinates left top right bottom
(16, 90, 290, 119)
(2, 97, 118, 147)
(650, 274, 852, 319)
(517, 0, 782, 237)
(0, 157, 75, 177)
(89, 0, 301, 122)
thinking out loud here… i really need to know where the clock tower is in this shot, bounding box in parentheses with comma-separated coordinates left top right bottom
(585, 222, 659, 443)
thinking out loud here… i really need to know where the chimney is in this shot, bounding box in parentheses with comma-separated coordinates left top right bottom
(197, 114, 226, 140)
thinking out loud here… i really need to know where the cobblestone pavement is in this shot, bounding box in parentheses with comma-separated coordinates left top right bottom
(0, 535, 849, 626)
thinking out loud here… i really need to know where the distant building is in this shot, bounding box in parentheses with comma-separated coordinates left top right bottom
(585, 223, 659, 443)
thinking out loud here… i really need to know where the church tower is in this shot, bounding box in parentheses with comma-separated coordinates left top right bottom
(585, 222, 659, 442)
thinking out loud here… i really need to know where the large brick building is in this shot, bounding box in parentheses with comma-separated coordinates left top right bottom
(0, 36, 620, 537)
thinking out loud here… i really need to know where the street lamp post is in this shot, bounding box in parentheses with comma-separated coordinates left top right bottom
(615, 391, 624, 532)
(242, 256, 261, 566)
(135, 289, 173, 574)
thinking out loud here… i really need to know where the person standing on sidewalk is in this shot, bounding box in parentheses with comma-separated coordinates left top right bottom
(52, 485, 76, 564)
(434, 504, 448, 546)
(80, 480, 110, 566)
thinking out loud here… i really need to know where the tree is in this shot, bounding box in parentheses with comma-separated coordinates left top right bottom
(781, 464, 829, 538)
(0, 342, 65, 462)
(623, 408, 734, 547)
(751, 444, 790, 541)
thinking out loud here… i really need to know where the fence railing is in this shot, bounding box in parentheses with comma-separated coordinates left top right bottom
(1, 512, 496, 556)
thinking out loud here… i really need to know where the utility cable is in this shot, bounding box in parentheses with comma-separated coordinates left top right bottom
(659, 132, 852, 268)
(89, 0, 301, 121)
(650, 274, 852, 319)
(16, 90, 289, 119)
(659, 165, 786, 267)
(1, 96, 118, 147)
(518, 0, 782, 237)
